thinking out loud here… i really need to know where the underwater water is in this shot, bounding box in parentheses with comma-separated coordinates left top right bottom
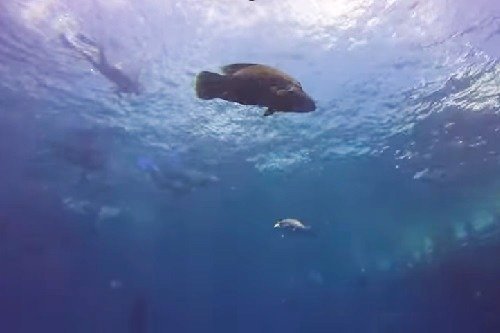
(1, 0, 500, 332)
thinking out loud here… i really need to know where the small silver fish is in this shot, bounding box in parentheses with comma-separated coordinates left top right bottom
(274, 218, 311, 231)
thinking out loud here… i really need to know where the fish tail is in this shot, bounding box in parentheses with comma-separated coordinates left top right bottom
(195, 71, 227, 100)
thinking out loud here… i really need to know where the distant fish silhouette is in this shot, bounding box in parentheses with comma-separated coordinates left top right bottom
(137, 156, 219, 194)
(129, 296, 148, 333)
(49, 129, 106, 183)
(60, 33, 140, 95)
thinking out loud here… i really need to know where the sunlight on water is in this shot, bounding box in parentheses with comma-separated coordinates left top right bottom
(5, 1, 499, 165)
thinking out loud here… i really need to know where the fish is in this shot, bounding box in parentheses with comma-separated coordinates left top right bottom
(60, 33, 140, 95)
(48, 129, 107, 184)
(137, 156, 219, 194)
(274, 218, 312, 231)
(195, 63, 316, 116)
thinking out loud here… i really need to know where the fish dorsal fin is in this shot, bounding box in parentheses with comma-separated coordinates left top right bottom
(221, 63, 258, 75)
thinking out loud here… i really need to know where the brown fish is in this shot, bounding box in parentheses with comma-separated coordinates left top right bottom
(195, 63, 316, 116)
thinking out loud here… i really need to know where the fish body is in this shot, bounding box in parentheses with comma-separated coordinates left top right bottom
(196, 63, 315, 116)
(274, 218, 311, 231)
(60, 33, 140, 94)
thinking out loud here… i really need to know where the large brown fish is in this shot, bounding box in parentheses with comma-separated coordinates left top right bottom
(195, 63, 316, 116)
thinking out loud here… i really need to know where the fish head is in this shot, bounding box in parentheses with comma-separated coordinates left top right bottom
(272, 85, 316, 113)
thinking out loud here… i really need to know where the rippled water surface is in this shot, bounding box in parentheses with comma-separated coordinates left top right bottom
(1, 1, 500, 332)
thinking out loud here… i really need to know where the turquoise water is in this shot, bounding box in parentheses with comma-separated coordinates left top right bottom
(0, 1, 499, 332)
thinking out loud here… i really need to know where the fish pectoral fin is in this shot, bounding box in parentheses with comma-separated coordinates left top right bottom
(271, 85, 292, 97)
(270, 86, 286, 97)
(263, 108, 276, 117)
(276, 89, 288, 97)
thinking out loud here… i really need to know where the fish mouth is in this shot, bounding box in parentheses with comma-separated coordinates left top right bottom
(298, 95, 316, 112)
(274, 223, 280, 228)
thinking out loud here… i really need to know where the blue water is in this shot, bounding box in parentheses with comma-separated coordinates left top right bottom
(1, 1, 500, 332)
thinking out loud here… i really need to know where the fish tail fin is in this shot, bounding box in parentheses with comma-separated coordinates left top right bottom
(195, 71, 227, 100)
(76, 33, 99, 47)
